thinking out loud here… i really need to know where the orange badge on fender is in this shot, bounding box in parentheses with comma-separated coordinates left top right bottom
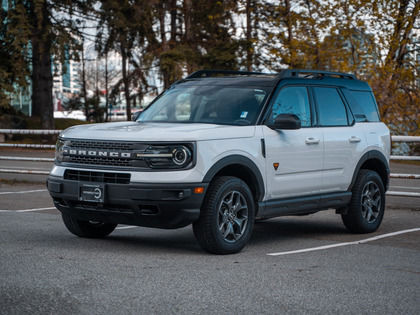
(273, 163, 279, 170)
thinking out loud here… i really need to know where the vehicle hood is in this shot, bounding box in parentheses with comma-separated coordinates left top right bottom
(60, 122, 256, 142)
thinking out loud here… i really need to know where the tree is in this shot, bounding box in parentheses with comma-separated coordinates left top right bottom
(1, 0, 95, 128)
(0, 1, 31, 109)
(96, 0, 155, 120)
(261, 0, 419, 135)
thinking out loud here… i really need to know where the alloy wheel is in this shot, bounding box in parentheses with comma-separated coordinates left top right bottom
(217, 190, 249, 243)
(361, 181, 381, 223)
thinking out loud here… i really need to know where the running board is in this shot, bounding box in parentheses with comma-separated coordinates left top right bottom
(257, 192, 352, 219)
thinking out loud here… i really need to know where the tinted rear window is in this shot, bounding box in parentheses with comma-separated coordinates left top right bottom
(342, 90, 380, 122)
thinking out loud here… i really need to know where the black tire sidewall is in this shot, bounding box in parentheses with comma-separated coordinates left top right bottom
(343, 170, 385, 233)
(212, 178, 255, 250)
(194, 176, 255, 254)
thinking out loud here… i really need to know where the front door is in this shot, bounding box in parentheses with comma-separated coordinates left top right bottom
(263, 86, 323, 200)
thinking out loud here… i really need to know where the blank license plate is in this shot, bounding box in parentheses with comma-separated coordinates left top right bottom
(79, 184, 105, 203)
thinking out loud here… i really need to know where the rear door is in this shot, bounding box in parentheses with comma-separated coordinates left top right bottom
(262, 86, 323, 200)
(312, 86, 367, 193)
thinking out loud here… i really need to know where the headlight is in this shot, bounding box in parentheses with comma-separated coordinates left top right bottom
(136, 144, 193, 169)
(55, 138, 65, 162)
(172, 146, 191, 166)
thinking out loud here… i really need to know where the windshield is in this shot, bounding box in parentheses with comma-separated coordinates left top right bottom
(138, 85, 270, 125)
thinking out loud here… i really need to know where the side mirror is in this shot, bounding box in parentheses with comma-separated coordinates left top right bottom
(267, 114, 301, 130)
(132, 111, 141, 121)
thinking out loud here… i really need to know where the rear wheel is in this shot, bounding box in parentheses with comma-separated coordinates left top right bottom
(341, 169, 385, 233)
(62, 213, 117, 238)
(193, 176, 255, 254)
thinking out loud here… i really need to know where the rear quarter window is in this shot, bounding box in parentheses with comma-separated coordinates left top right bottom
(342, 89, 380, 122)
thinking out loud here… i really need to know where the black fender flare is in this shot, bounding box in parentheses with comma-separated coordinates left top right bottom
(348, 150, 390, 191)
(202, 155, 265, 202)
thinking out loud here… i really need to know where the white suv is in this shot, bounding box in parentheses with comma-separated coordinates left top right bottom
(47, 69, 391, 254)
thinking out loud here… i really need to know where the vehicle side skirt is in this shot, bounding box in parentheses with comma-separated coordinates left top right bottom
(257, 191, 352, 219)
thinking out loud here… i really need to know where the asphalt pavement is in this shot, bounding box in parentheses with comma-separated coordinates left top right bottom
(0, 149, 419, 314)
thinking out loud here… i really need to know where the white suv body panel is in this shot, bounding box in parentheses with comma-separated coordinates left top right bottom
(262, 125, 324, 199)
(320, 124, 367, 193)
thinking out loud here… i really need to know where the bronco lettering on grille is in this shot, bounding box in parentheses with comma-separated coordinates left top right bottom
(62, 148, 132, 159)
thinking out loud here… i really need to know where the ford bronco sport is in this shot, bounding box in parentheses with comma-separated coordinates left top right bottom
(47, 69, 390, 254)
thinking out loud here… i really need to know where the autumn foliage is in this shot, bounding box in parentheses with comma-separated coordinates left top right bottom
(1, 0, 419, 134)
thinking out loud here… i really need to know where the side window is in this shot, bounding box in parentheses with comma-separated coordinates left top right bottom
(269, 86, 311, 127)
(313, 87, 348, 126)
(342, 89, 380, 122)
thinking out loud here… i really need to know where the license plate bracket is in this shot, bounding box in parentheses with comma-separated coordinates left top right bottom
(79, 183, 105, 203)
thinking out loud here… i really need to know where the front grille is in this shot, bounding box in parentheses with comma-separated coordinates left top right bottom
(62, 140, 148, 168)
(67, 156, 132, 167)
(69, 140, 135, 150)
(64, 169, 131, 184)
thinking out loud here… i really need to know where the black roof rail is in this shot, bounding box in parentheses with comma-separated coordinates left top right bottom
(186, 69, 269, 79)
(279, 69, 356, 80)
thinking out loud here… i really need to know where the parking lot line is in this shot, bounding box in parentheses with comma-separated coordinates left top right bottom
(267, 227, 420, 256)
(0, 207, 56, 213)
(0, 189, 48, 195)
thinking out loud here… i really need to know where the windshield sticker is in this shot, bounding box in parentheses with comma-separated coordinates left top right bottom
(240, 111, 248, 119)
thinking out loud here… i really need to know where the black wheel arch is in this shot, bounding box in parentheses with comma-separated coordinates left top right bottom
(348, 150, 390, 192)
(202, 155, 265, 203)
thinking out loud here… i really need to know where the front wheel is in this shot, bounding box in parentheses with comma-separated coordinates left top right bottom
(193, 176, 255, 254)
(62, 213, 117, 238)
(341, 169, 385, 233)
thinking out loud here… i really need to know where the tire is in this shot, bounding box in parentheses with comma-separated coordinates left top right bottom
(341, 169, 385, 233)
(193, 176, 255, 254)
(62, 213, 117, 238)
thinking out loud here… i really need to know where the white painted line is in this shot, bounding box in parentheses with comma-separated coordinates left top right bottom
(267, 228, 420, 256)
(0, 207, 56, 213)
(0, 189, 48, 195)
(116, 225, 138, 230)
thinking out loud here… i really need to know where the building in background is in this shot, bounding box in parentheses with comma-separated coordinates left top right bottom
(52, 50, 82, 111)
(407, 30, 420, 87)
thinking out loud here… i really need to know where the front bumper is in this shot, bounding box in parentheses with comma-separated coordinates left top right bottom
(47, 175, 207, 229)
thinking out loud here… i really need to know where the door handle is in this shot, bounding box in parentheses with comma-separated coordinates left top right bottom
(349, 136, 361, 143)
(305, 137, 320, 145)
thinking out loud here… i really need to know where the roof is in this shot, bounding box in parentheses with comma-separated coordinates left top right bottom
(174, 69, 372, 91)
